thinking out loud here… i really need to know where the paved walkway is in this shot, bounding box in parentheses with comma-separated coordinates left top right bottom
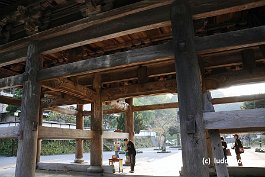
(0, 148, 264, 177)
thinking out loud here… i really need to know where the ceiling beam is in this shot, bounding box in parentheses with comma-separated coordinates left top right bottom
(0, 74, 24, 89)
(0, 95, 21, 106)
(1, 0, 265, 66)
(42, 78, 96, 102)
(38, 25, 265, 81)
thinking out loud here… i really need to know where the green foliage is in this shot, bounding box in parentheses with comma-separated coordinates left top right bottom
(6, 88, 23, 115)
(241, 99, 265, 109)
(168, 126, 179, 136)
(41, 140, 90, 155)
(0, 139, 18, 156)
(45, 111, 76, 123)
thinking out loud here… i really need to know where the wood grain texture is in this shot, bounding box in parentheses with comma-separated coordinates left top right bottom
(38, 126, 93, 139)
(102, 132, 129, 139)
(204, 108, 265, 130)
(15, 41, 41, 177)
(0, 74, 24, 89)
(1, 0, 265, 65)
(209, 129, 229, 177)
(171, 1, 209, 177)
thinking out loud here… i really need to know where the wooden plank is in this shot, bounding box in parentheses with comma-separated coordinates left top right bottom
(38, 126, 93, 139)
(196, 25, 265, 55)
(15, 41, 41, 177)
(204, 67, 265, 90)
(171, 1, 208, 177)
(209, 129, 229, 177)
(102, 131, 129, 139)
(0, 126, 19, 139)
(133, 102, 178, 112)
(212, 94, 265, 105)
(38, 42, 172, 81)
(102, 79, 176, 101)
(38, 25, 265, 81)
(0, 74, 24, 89)
(2, 0, 265, 66)
(47, 106, 78, 116)
(0, 48, 27, 67)
(0, 95, 21, 106)
(204, 108, 265, 130)
(42, 78, 96, 101)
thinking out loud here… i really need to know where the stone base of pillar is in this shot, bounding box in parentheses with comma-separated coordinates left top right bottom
(87, 166, 103, 173)
(74, 158, 84, 163)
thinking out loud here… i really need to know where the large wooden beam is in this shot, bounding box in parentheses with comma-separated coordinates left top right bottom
(102, 79, 176, 101)
(0, 126, 19, 139)
(0, 74, 24, 89)
(125, 98, 134, 142)
(1, 0, 265, 66)
(42, 78, 96, 101)
(212, 94, 265, 105)
(0, 95, 21, 106)
(47, 106, 78, 116)
(15, 41, 41, 177)
(38, 25, 265, 81)
(204, 108, 265, 131)
(38, 126, 93, 139)
(204, 67, 265, 90)
(102, 131, 129, 139)
(171, 1, 208, 177)
(133, 102, 178, 112)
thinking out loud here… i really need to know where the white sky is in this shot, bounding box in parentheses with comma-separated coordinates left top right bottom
(217, 82, 265, 97)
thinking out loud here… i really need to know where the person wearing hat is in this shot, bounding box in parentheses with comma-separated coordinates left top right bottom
(124, 138, 136, 173)
(232, 134, 243, 166)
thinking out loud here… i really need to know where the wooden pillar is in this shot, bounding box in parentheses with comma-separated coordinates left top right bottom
(209, 129, 230, 177)
(88, 75, 103, 172)
(203, 91, 215, 169)
(125, 98, 134, 142)
(171, 1, 209, 177)
(36, 108, 43, 165)
(15, 41, 41, 177)
(74, 104, 84, 163)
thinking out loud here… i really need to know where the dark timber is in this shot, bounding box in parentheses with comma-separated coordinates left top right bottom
(171, 1, 208, 177)
(15, 41, 41, 177)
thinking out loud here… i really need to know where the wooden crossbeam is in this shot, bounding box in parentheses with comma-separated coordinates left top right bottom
(0, 95, 21, 105)
(133, 102, 178, 112)
(42, 78, 96, 102)
(101, 79, 176, 101)
(0, 126, 19, 139)
(102, 131, 129, 139)
(46, 107, 78, 116)
(1, 0, 265, 66)
(38, 126, 93, 139)
(0, 74, 24, 89)
(204, 108, 265, 132)
(38, 25, 265, 81)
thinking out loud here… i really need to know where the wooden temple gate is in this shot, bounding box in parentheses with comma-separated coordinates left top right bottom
(0, 0, 265, 177)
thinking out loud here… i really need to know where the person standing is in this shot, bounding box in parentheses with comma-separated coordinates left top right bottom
(221, 137, 227, 162)
(114, 140, 121, 158)
(233, 134, 243, 166)
(124, 138, 136, 173)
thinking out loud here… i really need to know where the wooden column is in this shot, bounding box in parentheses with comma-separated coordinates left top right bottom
(203, 91, 215, 168)
(88, 75, 103, 172)
(15, 41, 41, 177)
(125, 98, 134, 142)
(171, 1, 209, 177)
(209, 129, 230, 177)
(74, 104, 84, 163)
(36, 108, 43, 165)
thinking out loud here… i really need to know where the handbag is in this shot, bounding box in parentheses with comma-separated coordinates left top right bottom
(226, 149, 232, 156)
(239, 147, 244, 153)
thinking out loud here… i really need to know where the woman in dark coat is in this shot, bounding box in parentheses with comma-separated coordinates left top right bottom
(233, 134, 243, 166)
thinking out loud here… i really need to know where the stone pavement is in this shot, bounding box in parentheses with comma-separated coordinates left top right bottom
(0, 148, 264, 177)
